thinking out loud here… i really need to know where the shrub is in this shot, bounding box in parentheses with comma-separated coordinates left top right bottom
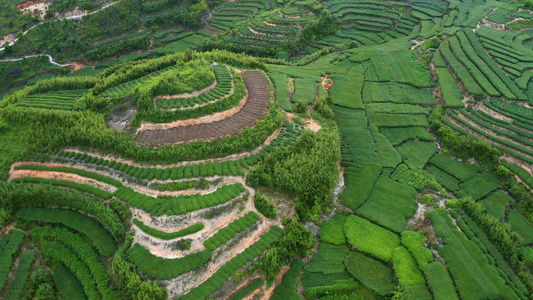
(227, 278, 264, 300)
(134, 219, 204, 240)
(5, 250, 36, 300)
(254, 192, 276, 219)
(305, 243, 349, 274)
(0, 229, 25, 291)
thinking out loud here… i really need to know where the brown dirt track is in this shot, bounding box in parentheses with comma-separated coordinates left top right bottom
(136, 71, 270, 146)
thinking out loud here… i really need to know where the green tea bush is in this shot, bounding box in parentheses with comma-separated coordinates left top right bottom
(203, 212, 260, 250)
(401, 231, 433, 270)
(53, 263, 87, 300)
(18, 207, 117, 256)
(392, 246, 426, 286)
(344, 251, 395, 296)
(134, 219, 204, 240)
(127, 244, 212, 280)
(356, 176, 417, 233)
(30, 226, 118, 299)
(5, 250, 36, 300)
(344, 215, 400, 262)
(270, 260, 305, 300)
(338, 162, 381, 211)
(0, 182, 124, 241)
(178, 226, 285, 300)
(318, 214, 347, 245)
(11, 177, 112, 199)
(305, 243, 350, 274)
(0, 229, 25, 291)
(423, 262, 459, 300)
(227, 278, 264, 300)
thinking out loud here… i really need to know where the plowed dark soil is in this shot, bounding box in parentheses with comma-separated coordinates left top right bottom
(136, 71, 270, 146)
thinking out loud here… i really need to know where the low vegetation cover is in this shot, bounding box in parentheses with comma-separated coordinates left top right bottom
(2, 0, 533, 297)
(133, 219, 205, 240)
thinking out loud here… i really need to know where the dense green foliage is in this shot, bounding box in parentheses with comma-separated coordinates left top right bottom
(248, 129, 340, 218)
(134, 219, 204, 240)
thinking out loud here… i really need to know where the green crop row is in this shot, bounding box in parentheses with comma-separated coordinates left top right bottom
(11, 177, 113, 200)
(56, 151, 257, 181)
(114, 183, 246, 216)
(305, 242, 350, 275)
(361, 75, 435, 106)
(460, 214, 529, 296)
(31, 226, 119, 299)
(392, 246, 432, 298)
(502, 161, 533, 190)
(345, 215, 400, 262)
(356, 176, 417, 233)
(156, 65, 233, 109)
(52, 263, 87, 300)
(429, 153, 482, 182)
(460, 109, 533, 148)
(449, 36, 500, 97)
(435, 67, 463, 108)
(482, 98, 533, 127)
(203, 211, 260, 250)
(319, 214, 347, 245)
(425, 208, 520, 299)
(339, 162, 381, 211)
(5, 250, 36, 300)
(344, 251, 395, 296)
(271, 260, 305, 300)
(439, 43, 484, 96)
(227, 278, 264, 300)
(457, 172, 500, 201)
(14, 164, 123, 187)
(489, 98, 533, 120)
(134, 219, 204, 240)
(17, 207, 117, 256)
(128, 243, 212, 280)
(178, 226, 285, 300)
(423, 262, 459, 300)
(0, 229, 26, 291)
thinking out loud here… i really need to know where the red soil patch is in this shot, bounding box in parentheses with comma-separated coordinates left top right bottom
(17, 0, 44, 10)
(136, 71, 270, 146)
(260, 265, 291, 300)
(322, 75, 334, 89)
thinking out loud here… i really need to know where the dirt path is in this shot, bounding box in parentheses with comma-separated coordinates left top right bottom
(134, 183, 261, 258)
(9, 169, 118, 194)
(154, 80, 217, 100)
(260, 265, 291, 300)
(226, 277, 262, 300)
(136, 71, 270, 146)
(0, 1, 116, 52)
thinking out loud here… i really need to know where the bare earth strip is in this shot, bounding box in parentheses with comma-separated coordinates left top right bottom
(135, 71, 270, 146)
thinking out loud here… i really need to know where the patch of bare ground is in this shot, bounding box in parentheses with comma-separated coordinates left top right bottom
(136, 71, 270, 146)
(203, 24, 226, 35)
(107, 102, 136, 132)
(17, 0, 49, 19)
(306, 119, 322, 132)
(62, 127, 280, 169)
(321, 75, 334, 90)
(447, 115, 533, 160)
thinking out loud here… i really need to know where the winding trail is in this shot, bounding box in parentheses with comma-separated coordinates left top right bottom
(0, 54, 68, 66)
(0, 1, 117, 54)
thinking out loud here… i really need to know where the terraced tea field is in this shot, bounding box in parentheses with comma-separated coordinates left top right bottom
(2, 0, 533, 299)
